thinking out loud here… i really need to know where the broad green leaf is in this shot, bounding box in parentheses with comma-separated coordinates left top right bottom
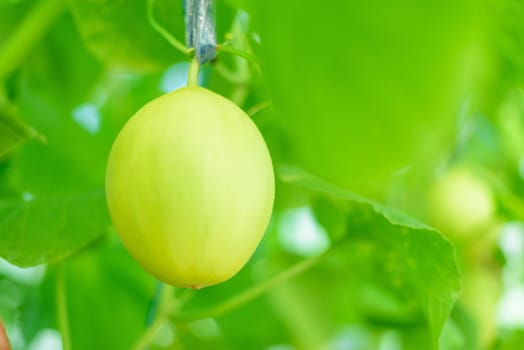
(280, 166, 432, 230)
(0, 14, 162, 267)
(0, 190, 109, 266)
(280, 166, 461, 349)
(0, 15, 110, 267)
(252, 0, 489, 198)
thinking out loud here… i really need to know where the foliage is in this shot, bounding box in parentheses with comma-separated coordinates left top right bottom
(1, 0, 524, 349)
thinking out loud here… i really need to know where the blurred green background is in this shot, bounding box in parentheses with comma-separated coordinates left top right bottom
(1, 0, 524, 349)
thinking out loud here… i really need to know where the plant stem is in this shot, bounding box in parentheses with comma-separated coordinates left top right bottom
(132, 284, 175, 350)
(187, 58, 200, 87)
(132, 315, 167, 350)
(216, 45, 258, 65)
(247, 101, 270, 117)
(171, 249, 331, 322)
(213, 62, 248, 84)
(56, 263, 72, 350)
(230, 85, 248, 107)
(216, 45, 261, 73)
(147, 0, 192, 56)
(0, 0, 65, 80)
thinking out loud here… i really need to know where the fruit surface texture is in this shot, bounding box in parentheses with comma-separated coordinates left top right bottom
(428, 168, 494, 239)
(106, 87, 275, 288)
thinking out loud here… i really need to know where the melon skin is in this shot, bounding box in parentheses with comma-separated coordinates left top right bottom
(428, 168, 494, 240)
(106, 87, 275, 288)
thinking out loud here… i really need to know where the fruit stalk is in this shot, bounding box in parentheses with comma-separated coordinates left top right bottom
(187, 58, 200, 87)
(171, 247, 334, 322)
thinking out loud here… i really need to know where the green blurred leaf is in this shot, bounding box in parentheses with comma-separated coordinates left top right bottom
(65, 235, 155, 350)
(252, 0, 488, 198)
(173, 167, 461, 349)
(220, 0, 249, 11)
(3, 236, 155, 349)
(280, 166, 461, 349)
(0, 0, 32, 41)
(495, 330, 524, 350)
(280, 166, 432, 230)
(0, 106, 35, 158)
(267, 275, 337, 350)
(68, 0, 237, 72)
(0, 4, 176, 267)
(496, 0, 524, 85)
(0, 0, 42, 157)
(438, 303, 478, 350)
(0, 1, 512, 347)
(69, 0, 187, 71)
(17, 269, 59, 345)
(174, 246, 292, 349)
(0, 14, 111, 267)
(0, 190, 109, 267)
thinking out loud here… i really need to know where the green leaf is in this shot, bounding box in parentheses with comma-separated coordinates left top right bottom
(68, 0, 237, 72)
(0, 15, 111, 267)
(438, 303, 478, 350)
(220, 0, 250, 11)
(280, 166, 432, 230)
(65, 236, 155, 350)
(0, 190, 109, 266)
(0, 106, 35, 158)
(495, 330, 524, 350)
(252, 0, 489, 197)
(0, 1, 32, 41)
(280, 166, 461, 349)
(497, 0, 524, 85)
(12, 267, 57, 345)
(69, 0, 187, 71)
(7, 236, 155, 349)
